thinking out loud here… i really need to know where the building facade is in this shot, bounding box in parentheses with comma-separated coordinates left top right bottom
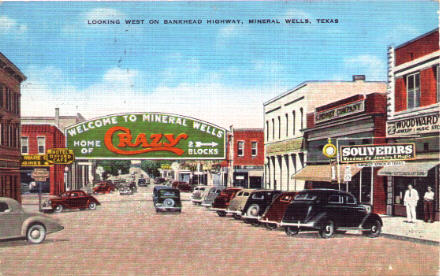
(299, 93, 388, 214)
(380, 28, 439, 220)
(228, 128, 264, 188)
(0, 53, 26, 202)
(21, 124, 66, 195)
(263, 76, 386, 191)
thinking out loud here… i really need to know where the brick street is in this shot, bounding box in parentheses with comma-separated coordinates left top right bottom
(0, 187, 438, 276)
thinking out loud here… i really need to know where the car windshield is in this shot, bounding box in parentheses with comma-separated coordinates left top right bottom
(294, 193, 318, 201)
(159, 190, 179, 197)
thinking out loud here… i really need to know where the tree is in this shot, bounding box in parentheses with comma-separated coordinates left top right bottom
(96, 160, 131, 176)
(140, 160, 171, 177)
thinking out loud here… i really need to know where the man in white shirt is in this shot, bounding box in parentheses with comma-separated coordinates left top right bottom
(423, 186, 435, 223)
(404, 184, 419, 223)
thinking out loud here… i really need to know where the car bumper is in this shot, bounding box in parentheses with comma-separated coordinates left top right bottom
(242, 214, 260, 220)
(279, 221, 316, 228)
(155, 206, 181, 211)
(209, 207, 226, 212)
(258, 218, 281, 226)
(226, 210, 242, 215)
(201, 203, 212, 207)
(191, 199, 202, 203)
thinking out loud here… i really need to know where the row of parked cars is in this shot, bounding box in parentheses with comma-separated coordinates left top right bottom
(192, 186, 383, 239)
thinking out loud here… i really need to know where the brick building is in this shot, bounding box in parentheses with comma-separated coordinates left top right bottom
(21, 124, 66, 195)
(228, 128, 264, 188)
(0, 53, 26, 202)
(299, 92, 388, 214)
(380, 28, 439, 220)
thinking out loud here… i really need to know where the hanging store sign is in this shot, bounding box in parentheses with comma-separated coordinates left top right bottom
(340, 143, 416, 163)
(386, 113, 440, 137)
(20, 155, 52, 167)
(65, 113, 226, 160)
(46, 148, 75, 164)
(315, 100, 365, 124)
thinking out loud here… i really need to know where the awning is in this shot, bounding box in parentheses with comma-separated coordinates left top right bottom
(292, 164, 361, 182)
(378, 161, 439, 177)
(248, 170, 263, 177)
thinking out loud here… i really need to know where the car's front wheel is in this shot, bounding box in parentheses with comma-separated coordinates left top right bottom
(54, 205, 63, 213)
(364, 220, 382, 238)
(265, 223, 277, 230)
(26, 224, 46, 244)
(319, 220, 335, 239)
(88, 202, 97, 210)
(285, 226, 299, 236)
(216, 211, 226, 217)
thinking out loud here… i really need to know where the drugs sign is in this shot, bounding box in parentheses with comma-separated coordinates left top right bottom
(340, 143, 416, 163)
(65, 113, 226, 160)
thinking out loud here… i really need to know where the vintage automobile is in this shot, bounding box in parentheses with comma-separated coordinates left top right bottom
(258, 192, 297, 229)
(43, 190, 101, 213)
(191, 185, 208, 204)
(0, 197, 64, 244)
(241, 190, 282, 225)
(210, 187, 242, 217)
(93, 181, 116, 194)
(153, 186, 182, 213)
(129, 182, 137, 193)
(280, 189, 383, 238)
(137, 178, 148, 187)
(154, 177, 166, 185)
(201, 186, 226, 207)
(119, 186, 133, 195)
(225, 189, 255, 219)
(176, 182, 193, 193)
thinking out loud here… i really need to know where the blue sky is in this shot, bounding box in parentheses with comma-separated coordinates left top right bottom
(0, 1, 437, 127)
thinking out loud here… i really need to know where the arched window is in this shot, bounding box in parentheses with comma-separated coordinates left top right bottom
(300, 108, 304, 130)
(278, 116, 281, 139)
(292, 111, 296, 135)
(285, 113, 289, 137)
(265, 121, 269, 141)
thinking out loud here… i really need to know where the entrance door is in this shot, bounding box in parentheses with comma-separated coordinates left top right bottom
(249, 177, 262, 189)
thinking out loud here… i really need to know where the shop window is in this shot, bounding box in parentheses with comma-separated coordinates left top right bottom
(21, 137, 29, 154)
(37, 136, 46, 154)
(251, 141, 257, 157)
(237, 141, 244, 157)
(407, 73, 420, 109)
(362, 139, 370, 145)
(424, 143, 429, 152)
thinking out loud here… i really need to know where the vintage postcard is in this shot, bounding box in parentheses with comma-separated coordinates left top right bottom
(0, 1, 439, 275)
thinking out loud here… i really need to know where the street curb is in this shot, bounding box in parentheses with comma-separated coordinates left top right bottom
(382, 233, 439, 246)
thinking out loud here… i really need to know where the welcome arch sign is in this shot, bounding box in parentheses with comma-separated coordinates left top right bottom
(65, 113, 227, 160)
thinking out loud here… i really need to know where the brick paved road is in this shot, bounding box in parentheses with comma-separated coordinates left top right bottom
(0, 186, 438, 276)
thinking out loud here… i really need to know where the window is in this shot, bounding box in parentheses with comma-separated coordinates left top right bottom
(251, 193, 264, 200)
(294, 193, 317, 201)
(292, 111, 296, 135)
(300, 108, 304, 130)
(251, 141, 257, 156)
(407, 73, 420, 109)
(0, 202, 9, 212)
(37, 137, 46, 154)
(265, 121, 269, 141)
(21, 137, 28, 154)
(285, 113, 289, 137)
(272, 118, 275, 140)
(278, 116, 281, 139)
(345, 195, 356, 204)
(328, 195, 343, 204)
(237, 141, 244, 156)
(0, 84, 3, 107)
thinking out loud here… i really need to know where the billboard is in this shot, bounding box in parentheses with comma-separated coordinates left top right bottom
(65, 113, 226, 160)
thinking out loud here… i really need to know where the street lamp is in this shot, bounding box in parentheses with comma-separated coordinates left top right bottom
(64, 166, 69, 191)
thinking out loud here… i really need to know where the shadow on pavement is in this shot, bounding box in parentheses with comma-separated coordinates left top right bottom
(0, 238, 70, 248)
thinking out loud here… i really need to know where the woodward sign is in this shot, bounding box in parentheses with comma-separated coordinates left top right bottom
(340, 143, 416, 163)
(387, 113, 440, 137)
(315, 100, 364, 123)
(65, 113, 226, 160)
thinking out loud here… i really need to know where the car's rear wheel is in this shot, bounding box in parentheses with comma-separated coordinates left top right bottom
(265, 223, 277, 230)
(247, 204, 260, 217)
(285, 226, 299, 236)
(26, 224, 46, 244)
(164, 198, 175, 207)
(364, 219, 382, 238)
(54, 205, 63, 213)
(216, 211, 226, 217)
(319, 220, 335, 239)
(88, 202, 97, 210)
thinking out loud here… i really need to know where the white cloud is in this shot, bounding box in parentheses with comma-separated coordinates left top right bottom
(84, 8, 124, 20)
(0, 16, 27, 34)
(343, 54, 386, 81)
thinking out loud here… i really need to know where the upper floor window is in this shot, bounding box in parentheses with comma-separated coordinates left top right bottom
(300, 108, 304, 130)
(21, 137, 29, 154)
(237, 141, 244, 157)
(251, 141, 257, 157)
(37, 136, 46, 154)
(278, 116, 281, 139)
(265, 121, 269, 141)
(292, 111, 296, 135)
(271, 118, 275, 140)
(285, 113, 289, 137)
(407, 73, 420, 109)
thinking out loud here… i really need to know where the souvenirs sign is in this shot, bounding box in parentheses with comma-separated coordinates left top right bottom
(340, 143, 416, 163)
(387, 113, 440, 137)
(315, 100, 365, 124)
(65, 113, 226, 160)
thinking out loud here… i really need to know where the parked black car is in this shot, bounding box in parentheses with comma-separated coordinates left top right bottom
(137, 178, 148, 187)
(241, 190, 282, 225)
(153, 186, 181, 213)
(280, 189, 382, 238)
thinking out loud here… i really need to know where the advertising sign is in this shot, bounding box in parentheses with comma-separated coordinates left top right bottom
(21, 155, 52, 167)
(315, 100, 365, 124)
(65, 113, 226, 160)
(31, 168, 50, 182)
(386, 113, 440, 137)
(340, 143, 416, 163)
(46, 148, 75, 164)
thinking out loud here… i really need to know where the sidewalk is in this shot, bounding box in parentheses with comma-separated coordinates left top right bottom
(380, 215, 439, 245)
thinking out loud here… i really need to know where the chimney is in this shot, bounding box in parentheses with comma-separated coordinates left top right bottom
(55, 108, 60, 127)
(352, 75, 366, 82)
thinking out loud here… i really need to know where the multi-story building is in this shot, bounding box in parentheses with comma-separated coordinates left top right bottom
(21, 124, 66, 195)
(228, 128, 264, 188)
(263, 76, 386, 191)
(300, 93, 387, 214)
(379, 28, 439, 220)
(0, 53, 26, 202)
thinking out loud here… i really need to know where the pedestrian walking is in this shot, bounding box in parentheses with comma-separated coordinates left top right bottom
(423, 186, 435, 223)
(404, 184, 419, 223)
